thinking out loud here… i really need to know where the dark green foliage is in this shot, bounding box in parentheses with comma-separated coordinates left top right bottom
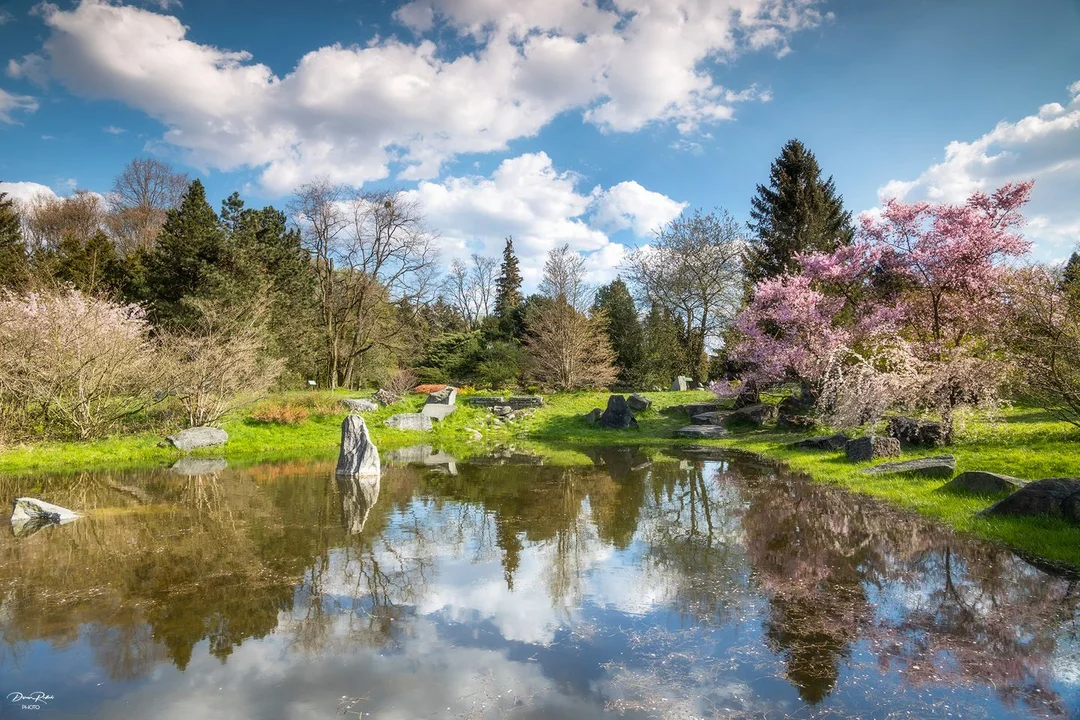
(593, 278, 646, 389)
(0, 193, 29, 290)
(1063, 252, 1080, 292)
(472, 340, 524, 389)
(494, 237, 523, 337)
(641, 303, 684, 389)
(745, 139, 854, 285)
(52, 230, 129, 296)
(417, 331, 482, 382)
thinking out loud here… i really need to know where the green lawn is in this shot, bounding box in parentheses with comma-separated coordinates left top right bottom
(3, 388, 1080, 568)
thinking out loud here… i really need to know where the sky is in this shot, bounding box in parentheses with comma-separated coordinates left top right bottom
(0, 0, 1078, 289)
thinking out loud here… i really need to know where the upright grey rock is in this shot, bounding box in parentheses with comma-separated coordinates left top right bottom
(671, 376, 690, 392)
(598, 395, 638, 429)
(981, 478, 1080, 524)
(11, 498, 82, 537)
(384, 413, 433, 431)
(336, 415, 381, 476)
(165, 426, 228, 452)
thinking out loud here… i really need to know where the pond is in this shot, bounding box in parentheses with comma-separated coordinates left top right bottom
(1, 446, 1078, 719)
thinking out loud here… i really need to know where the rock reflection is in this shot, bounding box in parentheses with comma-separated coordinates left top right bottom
(336, 473, 380, 534)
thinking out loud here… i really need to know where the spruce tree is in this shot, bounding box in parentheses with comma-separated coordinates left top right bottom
(494, 236, 523, 337)
(1063, 251, 1080, 292)
(745, 139, 854, 285)
(592, 278, 646, 388)
(0, 193, 29, 290)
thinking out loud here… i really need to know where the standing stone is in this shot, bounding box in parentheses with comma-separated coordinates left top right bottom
(598, 395, 638, 429)
(945, 471, 1027, 495)
(384, 413, 433, 431)
(342, 398, 378, 412)
(336, 415, 381, 476)
(627, 393, 652, 412)
(425, 387, 457, 405)
(861, 455, 956, 479)
(845, 435, 901, 462)
(165, 426, 228, 452)
(981, 478, 1080, 524)
(671, 376, 690, 392)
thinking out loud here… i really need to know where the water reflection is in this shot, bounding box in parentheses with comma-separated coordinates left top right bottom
(0, 448, 1077, 719)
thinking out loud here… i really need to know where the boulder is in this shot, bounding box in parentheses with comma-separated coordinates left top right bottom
(945, 471, 1027, 495)
(691, 411, 730, 426)
(425, 387, 457, 405)
(372, 388, 400, 406)
(598, 395, 638, 430)
(861, 454, 956, 479)
(421, 403, 457, 421)
(777, 413, 816, 431)
(683, 401, 726, 417)
(383, 413, 433, 431)
(627, 393, 652, 412)
(725, 403, 777, 427)
(342, 398, 378, 412)
(585, 408, 603, 425)
(674, 425, 729, 439)
(11, 497, 82, 537)
(165, 426, 228, 452)
(779, 383, 817, 417)
(671, 376, 691, 392)
(732, 380, 760, 410)
(887, 416, 946, 447)
(170, 457, 228, 476)
(981, 478, 1080, 524)
(791, 433, 850, 451)
(845, 435, 901, 462)
(336, 415, 381, 476)
(688, 380, 706, 390)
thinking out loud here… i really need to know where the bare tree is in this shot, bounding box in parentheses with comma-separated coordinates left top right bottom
(291, 181, 439, 388)
(22, 191, 107, 254)
(444, 253, 497, 329)
(107, 158, 189, 254)
(624, 209, 744, 380)
(539, 243, 590, 310)
(525, 299, 617, 391)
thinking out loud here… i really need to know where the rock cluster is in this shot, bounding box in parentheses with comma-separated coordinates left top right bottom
(887, 416, 946, 447)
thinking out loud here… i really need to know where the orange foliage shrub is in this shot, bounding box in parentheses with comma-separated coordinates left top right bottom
(413, 384, 449, 394)
(250, 403, 310, 425)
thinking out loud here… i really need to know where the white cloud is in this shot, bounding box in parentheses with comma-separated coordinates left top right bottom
(0, 181, 58, 203)
(0, 9, 13, 25)
(591, 180, 687, 236)
(13, 0, 824, 193)
(0, 87, 38, 123)
(103, 125, 126, 134)
(875, 80, 1080, 255)
(402, 152, 682, 290)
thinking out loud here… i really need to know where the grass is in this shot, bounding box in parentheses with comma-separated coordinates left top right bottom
(3, 388, 1080, 568)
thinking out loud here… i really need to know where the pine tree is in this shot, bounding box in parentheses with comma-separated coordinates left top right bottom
(641, 303, 684, 388)
(1063, 251, 1080, 292)
(494, 236, 523, 336)
(0, 193, 29, 290)
(592, 278, 646, 388)
(745, 139, 854, 285)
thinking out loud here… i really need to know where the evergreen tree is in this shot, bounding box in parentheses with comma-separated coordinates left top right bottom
(745, 139, 854, 285)
(1063, 251, 1080, 292)
(53, 229, 128, 296)
(494, 236, 523, 337)
(0, 193, 29, 290)
(641, 303, 684, 388)
(592, 278, 646, 388)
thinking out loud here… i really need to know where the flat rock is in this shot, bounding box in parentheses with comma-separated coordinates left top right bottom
(945, 471, 1026, 495)
(425, 387, 457, 405)
(845, 435, 901, 462)
(683, 402, 726, 417)
(421, 403, 457, 421)
(627, 393, 652, 412)
(691, 411, 730, 425)
(383, 413, 433, 431)
(861, 454, 956, 479)
(598, 395, 638, 430)
(342, 398, 378, 412)
(170, 457, 228, 476)
(337, 415, 381, 476)
(981, 478, 1080, 524)
(791, 433, 850, 451)
(165, 426, 228, 452)
(673, 425, 729, 439)
(11, 497, 82, 537)
(725, 403, 777, 427)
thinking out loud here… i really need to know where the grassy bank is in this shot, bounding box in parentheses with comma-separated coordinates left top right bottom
(3, 388, 1079, 568)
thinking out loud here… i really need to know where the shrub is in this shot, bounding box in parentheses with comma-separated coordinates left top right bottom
(250, 403, 310, 425)
(413, 383, 449, 395)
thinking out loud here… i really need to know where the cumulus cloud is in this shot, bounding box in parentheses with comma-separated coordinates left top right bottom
(402, 152, 683, 289)
(875, 80, 1080, 256)
(0, 181, 58, 203)
(0, 87, 38, 123)
(12, 0, 825, 192)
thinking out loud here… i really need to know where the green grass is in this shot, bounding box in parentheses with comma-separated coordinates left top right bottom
(3, 388, 1080, 568)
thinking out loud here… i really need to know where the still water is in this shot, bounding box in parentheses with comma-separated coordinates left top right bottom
(1, 446, 1078, 719)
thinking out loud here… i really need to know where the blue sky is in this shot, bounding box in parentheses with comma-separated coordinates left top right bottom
(1, 0, 1078, 286)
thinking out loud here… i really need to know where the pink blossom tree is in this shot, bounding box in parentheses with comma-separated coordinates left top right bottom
(728, 182, 1034, 439)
